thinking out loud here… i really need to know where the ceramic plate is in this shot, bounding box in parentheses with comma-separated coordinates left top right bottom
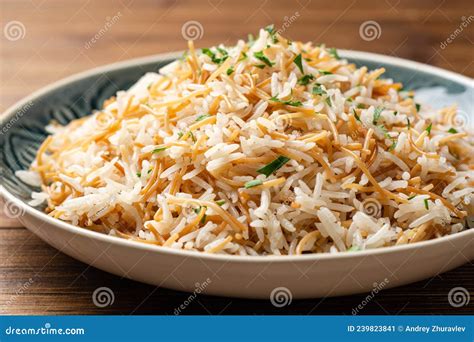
(1, 51, 473, 299)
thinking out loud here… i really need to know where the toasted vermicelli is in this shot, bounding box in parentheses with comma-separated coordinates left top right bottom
(18, 26, 474, 255)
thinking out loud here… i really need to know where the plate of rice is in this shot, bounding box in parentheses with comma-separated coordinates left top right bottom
(1, 27, 473, 298)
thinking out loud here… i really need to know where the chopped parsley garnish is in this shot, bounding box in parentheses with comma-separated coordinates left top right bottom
(293, 54, 304, 74)
(407, 118, 411, 129)
(424, 199, 429, 210)
(196, 114, 211, 122)
(189, 131, 196, 142)
(177, 131, 184, 138)
(270, 96, 302, 107)
(318, 69, 332, 75)
(448, 127, 458, 134)
(254, 51, 274, 67)
(426, 123, 432, 134)
(393, 111, 398, 116)
(264, 24, 278, 43)
(415, 103, 421, 112)
(257, 156, 290, 177)
(254, 64, 266, 69)
(372, 107, 384, 125)
(238, 51, 248, 62)
(202, 48, 228, 65)
(297, 74, 314, 85)
(244, 179, 263, 189)
(357, 103, 365, 109)
(215, 200, 226, 206)
(193, 206, 207, 224)
(388, 140, 397, 151)
(329, 47, 340, 60)
(136, 172, 141, 177)
(352, 109, 361, 122)
(152, 147, 167, 153)
(408, 195, 417, 200)
(312, 84, 326, 96)
(216, 47, 227, 56)
(313, 85, 331, 106)
(226, 66, 234, 75)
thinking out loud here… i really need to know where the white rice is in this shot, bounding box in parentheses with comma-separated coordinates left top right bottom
(18, 27, 474, 255)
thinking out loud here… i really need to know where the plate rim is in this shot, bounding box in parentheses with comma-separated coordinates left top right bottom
(1, 49, 473, 263)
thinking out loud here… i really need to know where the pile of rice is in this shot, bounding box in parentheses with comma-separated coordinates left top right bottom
(18, 26, 474, 255)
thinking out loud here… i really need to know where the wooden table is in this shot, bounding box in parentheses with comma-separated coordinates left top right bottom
(1, 0, 473, 315)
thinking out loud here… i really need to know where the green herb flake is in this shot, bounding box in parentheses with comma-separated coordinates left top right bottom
(264, 24, 275, 34)
(426, 123, 432, 134)
(257, 156, 290, 177)
(270, 96, 302, 107)
(244, 179, 263, 189)
(152, 147, 167, 153)
(329, 47, 340, 60)
(415, 103, 421, 112)
(177, 131, 184, 139)
(424, 199, 429, 210)
(226, 66, 234, 75)
(201, 47, 228, 65)
(388, 140, 397, 151)
(196, 114, 211, 122)
(407, 118, 411, 129)
(407, 195, 417, 200)
(448, 128, 458, 134)
(254, 51, 274, 67)
(189, 131, 196, 143)
(312, 85, 327, 96)
(264, 24, 278, 43)
(352, 109, 361, 122)
(293, 54, 304, 74)
(318, 69, 332, 75)
(297, 74, 315, 85)
(238, 51, 248, 62)
(136, 172, 141, 177)
(215, 200, 226, 206)
(372, 107, 384, 125)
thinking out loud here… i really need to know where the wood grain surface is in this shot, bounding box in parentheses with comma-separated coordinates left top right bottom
(1, 0, 473, 315)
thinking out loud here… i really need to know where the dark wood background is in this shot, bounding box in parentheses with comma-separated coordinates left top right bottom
(1, 0, 473, 315)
